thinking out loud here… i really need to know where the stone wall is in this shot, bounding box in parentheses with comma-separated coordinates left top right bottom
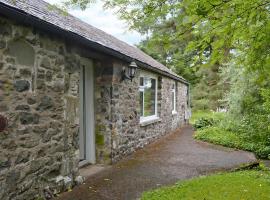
(105, 62, 188, 162)
(0, 16, 86, 199)
(0, 14, 188, 199)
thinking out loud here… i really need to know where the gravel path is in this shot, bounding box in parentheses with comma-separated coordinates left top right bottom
(57, 125, 257, 200)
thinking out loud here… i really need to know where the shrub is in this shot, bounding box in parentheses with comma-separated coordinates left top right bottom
(193, 117, 215, 130)
(195, 126, 270, 159)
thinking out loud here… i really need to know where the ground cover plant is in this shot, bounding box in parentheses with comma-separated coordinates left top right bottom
(192, 110, 270, 159)
(141, 169, 270, 200)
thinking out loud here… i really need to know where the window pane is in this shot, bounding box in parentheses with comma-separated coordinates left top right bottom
(144, 78, 156, 117)
(140, 91, 144, 117)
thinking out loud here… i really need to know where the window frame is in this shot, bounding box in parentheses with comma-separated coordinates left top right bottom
(139, 72, 158, 123)
(172, 82, 177, 114)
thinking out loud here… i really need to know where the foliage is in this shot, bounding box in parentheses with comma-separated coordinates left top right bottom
(141, 170, 270, 200)
(261, 89, 270, 113)
(62, 0, 97, 10)
(191, 65, 227, 110)
(195, 126, 241, 147)
(192, 108, 270, 159)
(193, 118, 215, 130)
(100, 0, 270, 75)
(190, 110, 225, 125)
(195, 125, 270, 159)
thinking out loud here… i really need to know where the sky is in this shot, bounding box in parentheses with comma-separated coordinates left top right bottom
(44, 0, 143, 46)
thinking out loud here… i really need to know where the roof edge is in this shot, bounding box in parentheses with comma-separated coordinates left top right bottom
(0, 1, 189, 85)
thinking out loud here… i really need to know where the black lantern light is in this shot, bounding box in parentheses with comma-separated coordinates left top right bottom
(121, 61, 138, 81)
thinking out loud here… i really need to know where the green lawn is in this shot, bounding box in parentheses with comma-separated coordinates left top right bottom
(142, 170, 270, 200)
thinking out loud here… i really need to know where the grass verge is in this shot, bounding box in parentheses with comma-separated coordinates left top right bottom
(141, 169, 270, 200)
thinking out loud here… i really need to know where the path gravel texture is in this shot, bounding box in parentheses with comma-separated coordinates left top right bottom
(57, 125, 257, 200)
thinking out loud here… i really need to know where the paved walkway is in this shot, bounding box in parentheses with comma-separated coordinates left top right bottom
(58, 125, 257, 200)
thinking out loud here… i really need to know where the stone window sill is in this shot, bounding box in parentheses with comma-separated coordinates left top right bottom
(140, 117, 161, 127)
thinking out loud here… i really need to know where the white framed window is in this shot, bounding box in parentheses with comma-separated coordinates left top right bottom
(172, 82, 177, 114)
(139, 73, 158, 122)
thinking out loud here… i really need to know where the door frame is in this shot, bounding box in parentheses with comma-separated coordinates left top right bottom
(79, 58, 95, 167)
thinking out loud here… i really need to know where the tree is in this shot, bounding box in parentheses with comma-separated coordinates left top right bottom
(63, 0, 270, 111)
(100, 0, 269, 76)
(63, 0, 269, 74)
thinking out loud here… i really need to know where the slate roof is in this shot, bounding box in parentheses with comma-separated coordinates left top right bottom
(0, 0, 187, 83)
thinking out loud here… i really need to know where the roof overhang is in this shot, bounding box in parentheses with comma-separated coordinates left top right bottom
(0, 2, 189, 85)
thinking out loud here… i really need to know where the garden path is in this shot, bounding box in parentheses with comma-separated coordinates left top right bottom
(57, 125, 257, 200)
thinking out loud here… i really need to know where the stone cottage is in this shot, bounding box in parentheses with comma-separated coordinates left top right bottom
(0, 0, 189, 199)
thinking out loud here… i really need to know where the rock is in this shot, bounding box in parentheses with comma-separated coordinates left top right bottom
(6, 57, 15, 64)
(0, 156, 11, 171)
(75, 176, 84, 185)
(27, 97, 36, 105)
(42, 129, 56, 143)
(55, 175, 64, 183)
(19, 138, 39, 149)
(43, 186, 54, 200)
(0, 104, 8, 112)
(58, 46, 65, 55)
(40, 57, 51, 69)
(63, 176, 72, 186)
(55, 175, 73, 191)
(65, 57, 78, 73)
(19, 112, 39, 125)
(0, 24, 12, 36)
(37, 72, 45, 79)
(15, 151, 30, 164)
(36, 79, 45, 90)
(55, 176, 73, 191)
(37, 96, 53, 111)
(14, 80, 30, 92)
(0, 62, 4, 70)
(46, 71, 53, 81)
(30, 160, 43, 173)
(2, 139, 17, 150)
(0, 40, 6, 49)
(19, 68, 32, 77)
(15, 105, 30, 111)
(6, 170, 20, 190)
(51, 81, 65, 92)
(26, 34, 37, 45)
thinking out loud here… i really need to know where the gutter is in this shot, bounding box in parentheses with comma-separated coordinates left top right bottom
(0, 2, 189, 85)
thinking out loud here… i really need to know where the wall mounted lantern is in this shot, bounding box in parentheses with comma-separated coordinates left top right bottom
(0, 115, 8, 132)
(121, 61, 138, 82)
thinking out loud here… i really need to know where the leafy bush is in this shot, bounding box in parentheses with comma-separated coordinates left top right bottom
(195, 126, 270, 159)
(190, 110, 225, 125)
(192, 110, 225, 130)
(195, 127, 241, 147)
(193, 117, 215, 130)
(192, 109, 270, 159)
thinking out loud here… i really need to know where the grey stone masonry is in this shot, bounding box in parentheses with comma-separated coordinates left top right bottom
(0, 16, 83, 199)
(108, 62, 188, 162)
(0, 14, 188, 200)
